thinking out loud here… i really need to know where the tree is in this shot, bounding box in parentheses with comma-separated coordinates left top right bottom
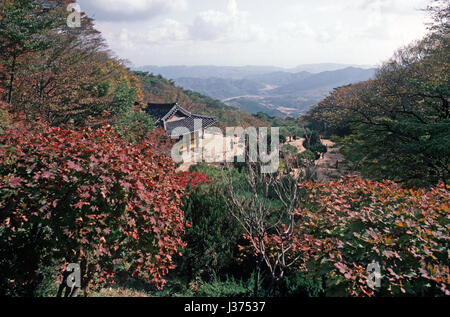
(426, 0, 449, 37)
(0, 0, 55, 104)
(224, 157, 311, 296)
(1, 1, 150, 132)
(303, 130, 327, 159)
(9, 3, 111, 126)
(304, 7, 450, 187)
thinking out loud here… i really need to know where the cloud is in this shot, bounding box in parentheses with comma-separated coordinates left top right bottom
(355, 0, 428, 14)
(279, 0, 428, 45)
(188, 0, 266, 42)
(146, 19, 189, 43)
(77, 0, 187, 21)
(82, 0, 429, 67)
(101, 19, 188, 52)
(278, 22, 334, 43)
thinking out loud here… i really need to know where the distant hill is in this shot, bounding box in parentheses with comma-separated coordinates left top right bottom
(135, 63, 374, 80)
(289, 63, 374, 74)
(134, 65, 284, 80)
(154, 66, 376, 117)
(174, 77, 265, 100)
(271, 67, 376, 96)
(244, 71, 312, 87)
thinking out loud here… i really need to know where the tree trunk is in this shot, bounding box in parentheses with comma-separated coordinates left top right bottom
(265, 275, 279, 297)
(7, 50, 17, 104)
(253, 253, 263, 297)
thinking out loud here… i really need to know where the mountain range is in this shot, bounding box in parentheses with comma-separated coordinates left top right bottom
(135, 64, 377, 117)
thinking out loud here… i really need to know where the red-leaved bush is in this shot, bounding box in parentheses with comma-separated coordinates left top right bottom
(298, 176, 449, 296)
(173, 171, 211, 190)
(0, 124, 187, 295)
(239, 176, 449, 297)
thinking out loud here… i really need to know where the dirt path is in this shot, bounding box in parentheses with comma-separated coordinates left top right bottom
(287, 138, 347, 182)
(176, 136, 348, 181)
(314, 139, 346, 181)
(287, 138, 306, 153)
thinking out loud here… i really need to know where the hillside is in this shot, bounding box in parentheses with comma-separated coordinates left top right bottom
(271, 67, 376, 96)
(133, 71, 269, 128)
(174, 77, 264, 100)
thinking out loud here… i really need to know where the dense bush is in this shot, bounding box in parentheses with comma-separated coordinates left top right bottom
(299, 176, 450, 296)
(280, 144, 299, 158)
(270, 271, 324, 297)
(237, 176, 449, 297)
(113, 109, 156, 143)
(194, 274, 255, 297)
(0, 124, 187, 296)
(173, 171, 211, 190)
(0, 84, 12, 133)
(177, 183, 245, 281)
(0, 106, 12, 134)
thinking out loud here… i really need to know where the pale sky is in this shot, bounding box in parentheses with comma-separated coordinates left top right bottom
(77, 0, 430, 68)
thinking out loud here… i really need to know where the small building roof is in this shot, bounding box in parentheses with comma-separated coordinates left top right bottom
(145, 102, 217, 135)
(165, 115, 217, 136)
(145, 103, 179, 121)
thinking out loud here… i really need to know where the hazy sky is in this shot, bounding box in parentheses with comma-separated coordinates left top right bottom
(77, 0, 430, 68)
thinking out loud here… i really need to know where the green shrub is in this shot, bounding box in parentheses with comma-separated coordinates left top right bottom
(195, 274, 255, 297)
(280, 144, 299, 158)
(271, 271, 323, 297)
(177, 184, 244, 280)
(303, 131, 327, 159)
(113, 110, 156, 142)
(33, 262, 60, 297)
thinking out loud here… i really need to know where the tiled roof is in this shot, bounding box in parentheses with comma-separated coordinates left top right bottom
(165, 115, 217, 136)
(145, 103, 178, 121)
(145, 102, 217, 135)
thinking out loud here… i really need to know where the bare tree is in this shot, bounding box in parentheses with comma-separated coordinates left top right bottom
(223, 153, 317, 296)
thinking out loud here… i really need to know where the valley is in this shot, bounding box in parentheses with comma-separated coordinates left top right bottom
(137, 64, 376, 117)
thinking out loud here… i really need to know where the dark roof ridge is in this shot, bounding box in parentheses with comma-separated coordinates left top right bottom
(191, 113, 215, 119)
(161, 103, 192, 121)
(147, 102, 177, 107)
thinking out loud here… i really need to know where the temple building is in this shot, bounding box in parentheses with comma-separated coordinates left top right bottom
(145, 102, 217, 136)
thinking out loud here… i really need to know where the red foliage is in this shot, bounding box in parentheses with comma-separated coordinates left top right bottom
(238, 176, 449, 296)
(0, 124, 187, 291)
(298, 176, 450, 296)
(173, 171, 211, 190)
(146, 128, 176, 157)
